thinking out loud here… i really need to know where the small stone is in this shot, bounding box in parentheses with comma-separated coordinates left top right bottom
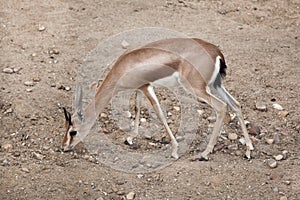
(3, 68, 14, 74)
(121, 40, 130, 49)
(32, 152, 44, 160)
(126, 191, 135, 200)
(52, 49, 60, 54)
(100, 113, 108, 118)
(32, 77, 41, 82)
(228, 133, 238, 140)
(2, 159, 9, 166)
(4, 108, 13, 114)
(227, 144, 238, 150)
(2, 144, 13, 151)
(272, 103, 283, 110)
(207, 116, 216, 123)
(282, 150, 288, 159)
(224, 113, 231, 123)
(278, 110, 289, 117)
(266, 138, 274, 145)
(197, 109, 204, 115)
(273, 133, 280, 144)
(268, 159, 277, 168)
(38, 25, 46, 31)
(140, 118, 147, 123)
(270, 173, 282, 180)
(173, 106, 180, 111)
(21, 167, 30, 173)
(24, 81, 34, 86)
(125, 111, 132, 118)
(280, 196, 288, 200)
(248, 125, 261, 136)
(65, 86, 71, 91)
(283, 181, 291, 185)
(255, 102, 267, 111)
(167, 112, 172, 116)
(239, 137, 246, 145)
(273, 187, 279, 193)
(274, 154, 283, 161)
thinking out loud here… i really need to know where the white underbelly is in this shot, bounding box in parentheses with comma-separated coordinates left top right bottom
(151, 72, 180, 88)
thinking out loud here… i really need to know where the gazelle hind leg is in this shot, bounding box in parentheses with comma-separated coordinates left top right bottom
(126, 90, 142, 145)
(140, 85, 179, 159)
(216, 85, 254, 158)
(196, 91, 227, 161)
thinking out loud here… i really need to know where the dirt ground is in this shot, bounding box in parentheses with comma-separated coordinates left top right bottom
(1, 0, 299, 199)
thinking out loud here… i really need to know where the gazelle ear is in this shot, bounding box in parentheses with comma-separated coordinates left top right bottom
(75, 85, 84, 122)
(63, 107, 72, 125)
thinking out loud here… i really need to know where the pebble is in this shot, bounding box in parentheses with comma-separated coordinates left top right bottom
(126, 191, 136, 200)
(2, 159, 9, 166)
(100, 113, 108, 118)
(3, 68, 14, 74)
(272, 103, 283, 110)
(228, 133, 238, 140)
(227, 144, 238, 150)
(270, 173, 282, 180)
(32, 152, 44, 160)
(4, 108, 13, 114)
(273, 187, 279, 193)
(2, 143, 13, 151)
(280, 196, 288, 200)
(121, 40, 130, 49)
(266, 138, 274, 145)
(278, 110, 289, 117)
(239, 137, 246, 145)
(140, 118, 147, 123)
(282, 150, 288, 160)
(125, 111, 132, 118)
(21, 167, 30, 173)
(255, 102, 267, 111)
(268, 159, 277, 168)
(248, 125, 261, 136)
(24, 81, 35, 86)
(32, 77, 41, 82)
(38, 24, 46, 31)
(274, 154, 284, 161)
(273, 133, 280, 144)
(173, 106, 180, 111)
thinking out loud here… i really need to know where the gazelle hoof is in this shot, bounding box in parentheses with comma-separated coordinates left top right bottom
(198, 156, 209, 161)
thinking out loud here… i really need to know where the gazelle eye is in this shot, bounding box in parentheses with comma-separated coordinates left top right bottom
(69, 131, 77, 136)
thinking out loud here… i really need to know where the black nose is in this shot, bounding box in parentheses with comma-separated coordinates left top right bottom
(69, 131, 77, 136)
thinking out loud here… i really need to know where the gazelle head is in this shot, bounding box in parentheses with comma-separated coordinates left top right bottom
(61, 86, 84, 151)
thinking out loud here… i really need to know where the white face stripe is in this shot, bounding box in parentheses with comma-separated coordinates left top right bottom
(208, 56, 221, 85)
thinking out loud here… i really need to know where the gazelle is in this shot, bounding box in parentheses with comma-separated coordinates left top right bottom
(62, 37, 254, 160)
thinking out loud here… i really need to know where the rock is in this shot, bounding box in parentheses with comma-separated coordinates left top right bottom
(167, 112, 172, 116)
(121, 40, 130, 49)
(272, 103, 283, 110)
(282, 150, 288, 160)
(32, 77, 41, 82)
(278, 110, 289, 117)
(38, 24, 46, 31)
(173, 106, 180, 111)
(140, 118, 147, 123)
(207, 116, 216, 123)
(273, 133, 280, 144)
(3, 68, 14, 74)
(21, 167, 30, 173)
(126, 191, 135, 200)
(239, 137, 246, 145)
(124, 111, 132, 118)
(268, 159, 277, 168)
(197, 109, 204, 115)
(270, 173, 282, 180)
(228, 133, 238, 140)
(280, 196, 288, 200)
(248, 125, 261, 136)
(4, 108, 13, 114)
(266, 138, 274, 145)
(32, 152, 44, 160)
(24, 81, 35, 86)
(100, 113, 108, 118)
(227, 144, 238, 150)
(65, 86, 71, 91)
(2, 159, 9, 166)
(274, 154, 283, 161)
(273, 187, 279, 193)
(255, 102, 267, 111)
(2, 144, 13, 151)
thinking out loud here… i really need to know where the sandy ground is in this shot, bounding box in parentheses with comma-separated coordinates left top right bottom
(1, 0, 299, 199)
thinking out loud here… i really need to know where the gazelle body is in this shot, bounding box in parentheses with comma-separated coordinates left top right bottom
(62, 38, 254, 160)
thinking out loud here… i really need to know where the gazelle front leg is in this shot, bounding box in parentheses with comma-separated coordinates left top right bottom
(126, 90, 142, 145)
(140, 85, 179, 159)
